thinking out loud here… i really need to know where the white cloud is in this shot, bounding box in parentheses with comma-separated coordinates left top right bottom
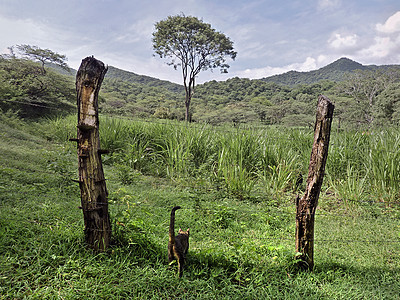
(354, 11, 400, 65)
(235, 56, 321, 79)
(358, 35, 400, 64)
(328, 33, 359, 50)
(376, 11, 400, 33)
(362, 37, 393, 58)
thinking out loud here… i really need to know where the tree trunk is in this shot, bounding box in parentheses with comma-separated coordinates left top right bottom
(75, 56, 110, 252)
(184, 77, 195, 122)
(185, 96, 191, 122)
(295, 95, 334, 270)
(184, 87, 192, 122)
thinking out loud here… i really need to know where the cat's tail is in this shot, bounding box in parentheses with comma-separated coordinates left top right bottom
(169, 206, 181, 245)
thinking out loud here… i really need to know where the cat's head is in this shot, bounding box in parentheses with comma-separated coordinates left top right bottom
(178, 228, 190, 236)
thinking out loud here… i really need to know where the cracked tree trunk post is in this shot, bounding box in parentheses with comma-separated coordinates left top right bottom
(75, 56, 110, 252)
(295, 95, 334, 270)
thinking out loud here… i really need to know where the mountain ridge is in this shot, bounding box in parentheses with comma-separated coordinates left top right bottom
(102, 57, 400, 88)
(49, 57, 400, 88)
(260, 57, 400, 86)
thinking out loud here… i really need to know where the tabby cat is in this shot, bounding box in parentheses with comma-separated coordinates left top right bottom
(168, 206, 190, 277)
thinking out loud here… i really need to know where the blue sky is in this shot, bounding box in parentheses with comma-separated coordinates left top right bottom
(0, 0, 399, 84)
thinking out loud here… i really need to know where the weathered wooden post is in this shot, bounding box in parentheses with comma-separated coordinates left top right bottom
(295, 95, 334, 270)
(74, 56, 111, 252)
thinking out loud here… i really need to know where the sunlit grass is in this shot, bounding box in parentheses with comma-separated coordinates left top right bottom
(1, 113, 399, 299)
(39, 114, 400, 205)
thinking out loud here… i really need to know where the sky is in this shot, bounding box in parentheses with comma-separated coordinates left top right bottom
(0, 0, 400, 84)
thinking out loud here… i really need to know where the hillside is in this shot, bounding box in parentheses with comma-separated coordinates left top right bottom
(48, 57, 400, 92)
(99, 57, 400, 89)
(105, 66, 182, 93)
(3, 55, 400, 128)
(261, 57, 400, 86)
(96, 58, 364, 88)
(46, 62, 182, 92)
(41, 57, 400, 127)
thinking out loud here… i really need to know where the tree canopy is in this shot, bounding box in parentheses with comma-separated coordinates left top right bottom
(10, 44, 70, 74)
(152, 14, 236, 121)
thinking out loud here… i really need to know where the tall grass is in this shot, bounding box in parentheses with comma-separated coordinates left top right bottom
(41, 114, 400, 204)
(100, 116, 132, 152)
(367, 130, 400, 202)
(261, 153, 300, 201)
(215, 131, 262, 198)
(327, 164, 368, 207)
(326, 129, 400, 205)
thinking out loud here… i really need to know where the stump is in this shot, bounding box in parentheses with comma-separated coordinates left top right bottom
(295, 95, 334, 270)
(75, 56, 110, 252)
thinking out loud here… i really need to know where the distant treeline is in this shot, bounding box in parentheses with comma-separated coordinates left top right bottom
(1, 55, 400, 129)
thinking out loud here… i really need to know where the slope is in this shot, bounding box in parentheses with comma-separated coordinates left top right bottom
(261, 57, 399, 86)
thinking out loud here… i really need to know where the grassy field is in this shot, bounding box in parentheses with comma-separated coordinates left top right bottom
(0, 112, 399, 299)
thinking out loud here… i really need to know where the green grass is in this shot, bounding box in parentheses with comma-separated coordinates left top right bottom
(1, 114, 399, 299)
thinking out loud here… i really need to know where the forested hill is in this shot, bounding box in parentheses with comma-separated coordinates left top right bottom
(99, 58, 365, 88)
(100, 57, 399, 88)
(47, 63, 182, 92)
(3, 54, 400, 128)
(261, 57, 400, 86)
(105, 66, 182, 93)
(49, 57, 399, 90)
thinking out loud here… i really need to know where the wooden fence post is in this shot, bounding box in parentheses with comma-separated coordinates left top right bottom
(74, 56, 110, 252)
(295, 95, 334, 270)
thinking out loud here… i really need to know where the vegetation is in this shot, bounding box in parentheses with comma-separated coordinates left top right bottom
(106, 66, 182, 93)
(0, 54, 75, 118)
(99, 74, 183, 119)
(1, 113, 399, 298)
(261, 57, 400, 86)
(153, 14, 236, 121)
(99, 59, 400, 129)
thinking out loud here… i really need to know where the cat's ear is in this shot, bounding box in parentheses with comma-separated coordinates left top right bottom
(187, 228, 190, 232)
(179, 228, 182, 231)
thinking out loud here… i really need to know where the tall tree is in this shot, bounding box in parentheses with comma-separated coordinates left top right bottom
(12, 44, 69, 74)
(152, 14, 237, 121)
